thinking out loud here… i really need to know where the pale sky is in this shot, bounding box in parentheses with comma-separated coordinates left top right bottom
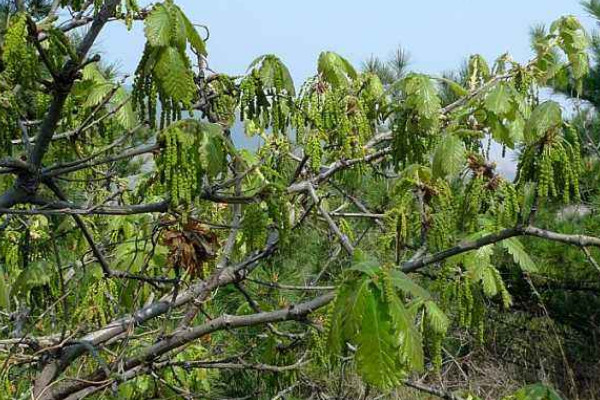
(98, 0, 595, 84)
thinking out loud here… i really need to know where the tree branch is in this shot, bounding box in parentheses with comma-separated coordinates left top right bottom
(30, 0, 122, 169)
(402, 225, 600, 273)
(307, 184, 354, 255)
(32, 235, 280, 395)
(38, 293, 334, 400)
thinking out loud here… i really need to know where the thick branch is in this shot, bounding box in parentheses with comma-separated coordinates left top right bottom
(30, 0, 121, 169)
(43, 143, 159, 177)
(402, 225, 600, 273)
(39, 293, 334, 400)
(33, 234, 279, 395)
(1, 200, 169, 216)
(404, 380, 465, 400)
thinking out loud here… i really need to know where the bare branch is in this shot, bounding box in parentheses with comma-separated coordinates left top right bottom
(159, 357, 308, 372)
(329, 212, 385, 219)
(32, 235, 280, 394)
(307, 184, 354, 254)
(38, 293, 334, 400)
(403, 225, 600, 273)
(404, 380, 466, 400)
(0, 200, 169, 216)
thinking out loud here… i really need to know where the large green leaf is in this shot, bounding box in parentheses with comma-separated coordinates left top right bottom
(383, 270, 424, 372)
(551, 16, 589, 81)
(144, 3, 172, 47)
(198, 122, 227, 178)
(83, 82, 113, 108)
(501, 237, 537, 273)
(350, 250, 380, 278)
(437, 76, 468, 97)
(487, 114, 512, 147)
(481, 264, 499, 297)
(80, 64, 135, 130)
(342, 277, 372, 341)
(524, 101, 562, 144)
(155, 47, 195, 103)
(181, 8, 207, 56)
(327, 271, 426, 388)
(318, 51, 357, 88)
(507, 114, 525, 145)
(464, 246, 512, 307)
(432, 134, 466, 178)
(82, 63, 105, 82)
(113, 242, 146, 274)
(485, 82, 512, 115)
(326, 280, 357, 358)
(390, 270, 433, 300)
(112, 87, 136, 130)
(402, 73, 441, 121)
(355, 286, 403, 389)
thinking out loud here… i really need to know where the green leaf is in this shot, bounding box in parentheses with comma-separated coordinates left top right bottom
(83, 82, 113, 108)
(350, 251, 380, 277)
(114, 242, 146, 273)
(507, 114, 525, 146)
(481, 265, 499, 297)
(487, 113, 514, 147)
(468, 54, 490, 87)
(13, 261, 51, 296)
(402, 73, 441, 121)
(155, 47, 195, 104)
(385, 283, 425, 373)
(506, 383, 564, 400)
(342, 277, 372, 341)
(501, 237, 537, 272)
(355, 285, 403, 389)
(326, 282, 357, 358)
(424, 300, 449, 334)
(144, 3, 172, 47)
(249, 55, 295, 95)
(485, 82, 512, 115)
(463, 245, 500, 296)
(384, 269, 425, 373)
(82, 63, 105, 82)
(198, 122, 227, 178)
(400, 164, 433, 184)
(389, 270, 432, 300)
(363, 72, 385, 99)
(0, 273, 10, 311)
(437, 76, 468, 97)
(318, 51, 357, 88)
(524, 101, 562, 144)
(432, 134, 466, 178)
(112, 87, 135, 130)
(550, 16, 590, 85)
(181, 11, 206, 56)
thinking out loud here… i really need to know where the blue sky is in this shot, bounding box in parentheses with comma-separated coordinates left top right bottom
(99, 0, 595, 84)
